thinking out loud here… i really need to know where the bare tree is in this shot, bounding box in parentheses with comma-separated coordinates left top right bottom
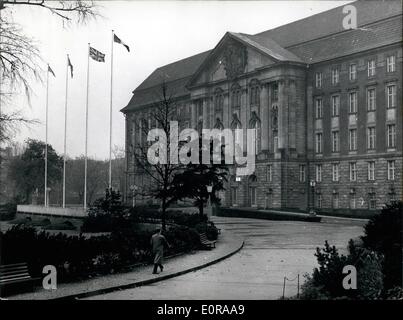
(130, 83, 184, 230)
(0, 1, 99, 144)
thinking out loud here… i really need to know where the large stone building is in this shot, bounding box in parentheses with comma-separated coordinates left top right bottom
(121, 0, 402, 214)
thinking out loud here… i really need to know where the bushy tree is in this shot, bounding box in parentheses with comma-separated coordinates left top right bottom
(361, 201, 402, 290)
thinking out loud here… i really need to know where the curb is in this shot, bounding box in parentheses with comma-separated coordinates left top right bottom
(52, 238, 244, 300)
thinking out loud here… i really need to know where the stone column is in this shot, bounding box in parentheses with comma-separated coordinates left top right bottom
(278, 78, 287, 149)
(190, 100, 197, 129)
(223, 92, 229, 128)
(260, 83, 269, 151)
(202, 98, 208, 129)
(241, 87, 248, 148)
(288, 79, 297, 150)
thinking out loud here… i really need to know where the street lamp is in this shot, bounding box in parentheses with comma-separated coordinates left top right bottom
(309, 180, 316, 216)
(129, 184, 138, 208)
(206, 184, 213, 219)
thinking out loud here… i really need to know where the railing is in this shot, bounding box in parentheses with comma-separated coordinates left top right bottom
(16, 205, 87, 218)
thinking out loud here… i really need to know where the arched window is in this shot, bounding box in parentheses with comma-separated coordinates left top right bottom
(214, 118, 224, 130)
(249, 111, 261, 154)
(248, 174, 258, 207)
(214, 88, 224, 118)
(231, 83, 241, 110)
(250, 79, 260, 107)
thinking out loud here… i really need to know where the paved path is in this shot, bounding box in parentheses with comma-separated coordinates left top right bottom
(87, 216, 366, 300)
(8, 228, 243, 300)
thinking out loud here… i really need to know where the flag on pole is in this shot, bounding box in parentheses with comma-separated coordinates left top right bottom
(67, 56, 73, 78)
(113, 34, 130, 52)
(48, 65, 56, 77)
(89, 46, 105, 62)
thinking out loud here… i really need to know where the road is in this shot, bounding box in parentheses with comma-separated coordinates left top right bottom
(86, 216, 366, 300)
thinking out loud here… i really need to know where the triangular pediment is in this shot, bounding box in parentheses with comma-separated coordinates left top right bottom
(187, 32, 302, 87)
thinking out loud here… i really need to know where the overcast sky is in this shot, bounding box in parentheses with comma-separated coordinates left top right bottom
(8, 0, 351, 160)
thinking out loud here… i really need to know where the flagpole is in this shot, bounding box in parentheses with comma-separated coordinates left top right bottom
(84, 43, 90, 210)
(63, 54, 69, 208)
(108, 30, 114, 190)
(44, 64, 49, 207)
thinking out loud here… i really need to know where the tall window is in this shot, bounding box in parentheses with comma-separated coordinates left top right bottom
(231, 85, 241, 109)
(387, 84, 396, 109)
(367, 59, 376, 77)
(332, 163, 339, 182)
(267, 165, 273, 182)
(250, 82, 260, 107)
(350, 194, 357, 209)
(231, 187, 237, 206)
(250, 114, 261, 154)
(331, 68, 339, 85)
(315, 133, 323, 154)
(299, 165, 306, 183)
(272, 83, 278, 101)
(367, 161, 375, 180)
(214, 89, 224, 117)
(369, 193, 377, 209)
(315, 164, 322, 182)
(332, 193, 339, 209)
(332, 131, 339, 152)
(367, 127, 376, 150)
(317, 194, 323, 208)
(315, 98, 323, 119)
(315, 72, 322, 88)
(331, 95, 340, 117)
(349, 92, 357, 113)
(349, 129, 357, 151)
(367, 88, 376, 111)
(349, 162, 357, 181)
(387, 160, 395, 180)
(349, 64, 357, 81)
(386, 55, 396, 73)
(387, 124, 396, 148)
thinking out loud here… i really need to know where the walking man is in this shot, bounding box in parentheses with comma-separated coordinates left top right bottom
(150, 228, 170, 274)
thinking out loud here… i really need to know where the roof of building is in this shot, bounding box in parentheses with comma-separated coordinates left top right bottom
(122, 0, 402, 113)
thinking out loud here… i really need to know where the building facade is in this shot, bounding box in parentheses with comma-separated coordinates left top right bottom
(121, 1, 402, 214)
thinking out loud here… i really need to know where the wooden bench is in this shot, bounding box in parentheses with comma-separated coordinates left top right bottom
(0, 263, 38, 297)
(199, 232, 217, 249)
(207, 221, 221, 234)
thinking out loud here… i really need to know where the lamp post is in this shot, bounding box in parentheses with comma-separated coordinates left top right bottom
(129, 184, 138, 208)
(309, 180, 316, 216)
(206, 184, 213, 219)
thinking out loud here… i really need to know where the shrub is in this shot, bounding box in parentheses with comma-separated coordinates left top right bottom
(299, 240, 383, 300)
(361, 201, 402, 290)
(0, 202, 17, 221)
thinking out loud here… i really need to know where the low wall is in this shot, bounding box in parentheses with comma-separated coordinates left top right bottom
(17, 205, 87, 218)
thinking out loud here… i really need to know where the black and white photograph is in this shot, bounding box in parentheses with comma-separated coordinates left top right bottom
(0, 0, 402, 311)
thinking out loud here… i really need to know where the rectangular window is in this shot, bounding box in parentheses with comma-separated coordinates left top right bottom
(332, 163, 339, 182)
(368, 59, 376, 77)
(367, 161, 375, 181)
(386, 55, 396, 73)
(315, 133, 323, 154)
(267, 165, 273, 182)
(299, 165, 306, 183)
(315, 72, 322, 88)
(331, 95, 340, 117)
(367, 127, 376, 150)
(231, 187, 237, 206)
(349, 162, 357, 181)
(315, 98, 323, 119)
(349, 92, 357, 113)
(350, 195, 357, 209)
(349, 129, 357, 151)
(331, 68, 339, 85)
(332, 194, 339, 209)
(349, 64, 357, 81)
(387, 124, 396, 148)
(315, 164, 322, 182)
(387, 84, 396, 109)
(367, 88, 376, 111)
(317, 194, 322, 208)
(387, 160, 395, 181)
(332, 131, 339, 152)
(369, 193, 377, 210)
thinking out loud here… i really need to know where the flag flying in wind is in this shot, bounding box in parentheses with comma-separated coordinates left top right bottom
(67, 56, 73, 78)
(114, 34, 130, 52)
(48, 65, 56, 77)
(89, 46, 105, 62)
